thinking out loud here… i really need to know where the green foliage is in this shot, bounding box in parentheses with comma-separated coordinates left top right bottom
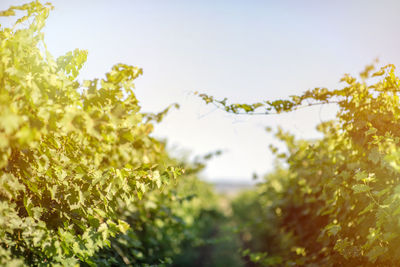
(12, 1, 400, 266)
(226, 64, 400, 266)
(0, 2, 186, 265)
(0, 2, 246, 266)
(90, 157, 238, 266)
(231, 169, 294, 266)
(171, 197, 244, 267)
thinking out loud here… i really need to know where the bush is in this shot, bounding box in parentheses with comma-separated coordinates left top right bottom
(90, 158, 239, 266)
(0, 3, 244, 266)
(231, 169, 293, 266)
(0, 2, 181, 265)
(227, 65, 400, 266)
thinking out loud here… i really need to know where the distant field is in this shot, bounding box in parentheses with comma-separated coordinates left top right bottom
(212, 181, 255, 196)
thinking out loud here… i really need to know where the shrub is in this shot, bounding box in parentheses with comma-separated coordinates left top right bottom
(0, 2, 180, 265)
(205, 64, 400, 265)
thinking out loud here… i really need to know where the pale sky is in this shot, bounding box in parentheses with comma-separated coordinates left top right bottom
(2, 0, 400, 182)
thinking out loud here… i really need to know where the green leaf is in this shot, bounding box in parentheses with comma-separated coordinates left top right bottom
(359, 202, 375, 215)
(325, 224, 341, 236)
(117, 220, 130, 234)
(352, 184, 370, 194)
(368, 148, 380, 164)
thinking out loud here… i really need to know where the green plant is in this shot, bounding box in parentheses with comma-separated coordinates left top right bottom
(203, 64, 400, 266)
(231, 169, 293, 266)
(90, 156, 236, 267)
(0, 2, 180, 265)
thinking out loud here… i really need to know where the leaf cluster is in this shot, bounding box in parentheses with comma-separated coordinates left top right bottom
(229, 64, 400, 266)
(0, 2, 203, 266)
